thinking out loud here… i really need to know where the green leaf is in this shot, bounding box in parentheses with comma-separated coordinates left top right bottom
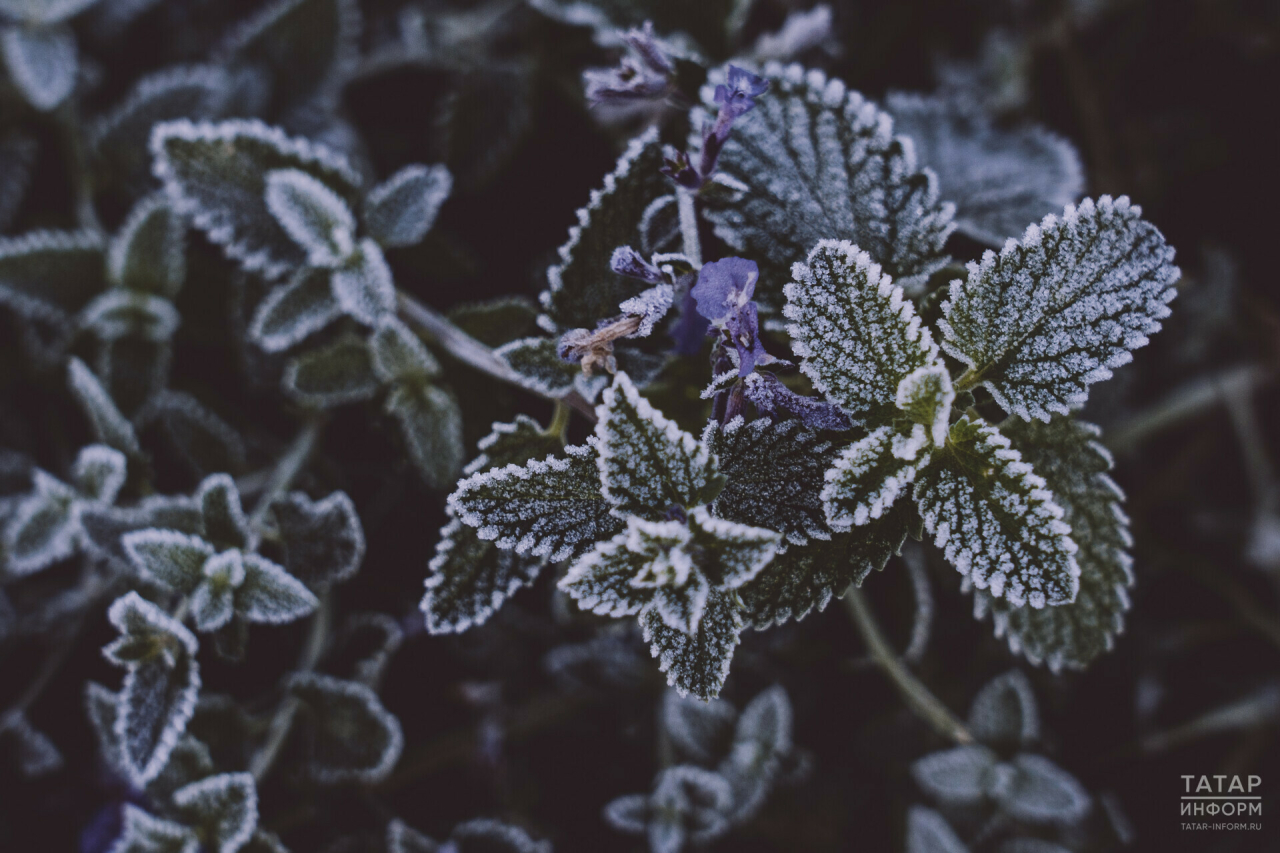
(1, 24, 77, 111)
(234, 552, 318, 625)
(784, 239, 941, 424)
(249, 266, 343, 353)
(977, 418, 1133, 670)
(109, 194, 187, 298)
(989, 755, 1090, 825)
(269, 491, 365, 586)
(494, 336, 579, 397)
(906, 806, 970, 853)
(912, 745, 998, 806)
(282, 333, 378, 408)
(538, 127, 669, 331)
(939, 196, 1180, 421)
(264, 168, 357, 267)
(80, 290, 180, 342)
(287, 672, 403, 784)
(370, 316, 439, 384)
(172, 772, 259, 853)
(703, 416, 837, 548)
(4, 470, 79, 576)
(822, 424, 932, 532)
(331, 239, 395, 326)
(0, 229, 105, 320)
(151, 119, 362, 279)
(968, 670, 1039, 749)
(385, 382, 464, 489)
(914, 417, 1079, 608)
(110, 804, 200, 853)
(421, 518, 543, 634)
(702, 63, 954, 309)
(595, 372, 717, 518)
(364, 164, 452, 249)
(462, 415, 563, 476)
(122, 529, 216, 593)
(641, 587, 743, 700)
(196, 473, 250, 552)
(67, 357, 142, 456)
(448, 296, 540, 348)
(81, 496, 204, 574)
(897, 365, 956, 448)
(449, 442, 622, 562)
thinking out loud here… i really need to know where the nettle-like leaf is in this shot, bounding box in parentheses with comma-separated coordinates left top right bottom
(495, 337, 579, 397)
(606, 765, 734, 853)
(785, 240, 940, 424)
(704, 416, 837, 548)
(823, 424, 933, 532)
(0, 229, 105, 323)
(886, 93, 1084, 247)
(463, 415, 564, 477)
(287, 672, 403, 784)
(1, 23, 77, 111)
(282, 333, 378, 408)
(701, 63, 954, 309)
(538, 126, 668, 331)
(103, 592, 202, 788)
(916, 417, 1079, 608)
(264, 168, 357, 268)
(269, 490, 365, 585)
(68, 357, 142, 456)
(939, 196, 1180, 421)
(145, 734, 215, 802)
(249, 266, 343, 352)
(906, 806, 970, 853)
(385, 380, 464, 489)
(968, 670, 1040, 749)
(449, 296, 541, 348)
(364, 164, 452, 249)
(109, 194, 187, 297)
(449, 442, 622, 562)
(81, 495, 204, 574)
(171, 772, 258, 853)
(663, 689, 737, 765)
(719, 685, 793, 823)
(151, 119, 363, 279)
(641, 585, 745, 700)
(110, 803, 200, 853)
(976, 418, 1133, 670)
(370, 316, 439, 384)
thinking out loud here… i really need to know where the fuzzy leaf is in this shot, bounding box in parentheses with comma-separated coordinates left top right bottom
(887, 93, 1084, 247)
(1, 23, 77, 111)
(463, 415, 563, 477)
(4, 470, 79, 576)
(977, 418, 1132, 669)
(0, 229, 104, 321)
(364, 164, 452, 249)
(269, 491, 365, 586)
(249, 266, 343, 353)
(990, 755, 1090, 825)
(913, 745, 999, 806)
(906, 806, 970, 853)
(494, 337, 579, 397)
(595, 372, 717, 518)
(450, 443, 622, 562)
(648, 765, 734, 852)
(939, 196, 1180, 421)
(822, 424, 933, 533)
(196, 474, 250, 551)
(539, 127, 668, 331)
(663, 690, 737, 765)
(370, 316, 439, 384)
(71, 445, 126, 504)
(702, 63, 954, 307)
(559, 521, 671, 620)
(915, 417, 1079, 608)
(641, 587, 743, 699)
(0, 710, 63, 776)
(82, 496, 204, 574)
(704, 416, 837, 548)
(141, 392, 247, 478)
(719, 685, 794, 821)
(421, 517, 543, 635)
(898, 365, 956, 448)
(105, 592, 202, 787)
(264, 168, 356, 267)
(151, 119, 362, 279)
(67, 357, 141, 456)
(784, 240, 941, 423)
(110, 804, 200, 853)
(968, 670, 1040, 749)
(235, 552, 318, 624)
(122, 529, 215, 593)
(287, 672, 404, 784)
(145, 734, 215, 802)
(81, 289, 180, 343)
(449, 819, 552, 853)
(331, 238, 394, 326)
(386, 382, 464, 489)
(109, 194, 187, 297)
(172, 772, 258, 853)
(283, 333, 378, 408)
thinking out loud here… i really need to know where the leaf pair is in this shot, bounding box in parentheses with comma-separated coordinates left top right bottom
(109, 772, 261, 853)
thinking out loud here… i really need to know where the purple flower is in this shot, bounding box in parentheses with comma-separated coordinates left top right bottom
(584, 23, 673, 106)
(662, 65, 769, 189)
(714, 65, 770, 120)
(610, 246, 666, 284)
(744, 372, 854, 431)
(691, 257, 758, 324)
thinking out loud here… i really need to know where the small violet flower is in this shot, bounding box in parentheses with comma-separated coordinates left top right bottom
(691, 257, 768, 376)
(584, 22, 674, 106)
(662, 65, 768, 189)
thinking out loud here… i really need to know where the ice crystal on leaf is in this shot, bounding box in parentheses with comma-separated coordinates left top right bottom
(363, 163, 452, 249)
(110, 803, 199, 853)
(171, 772, 259, 853)
(822, 425, 933, 531)
(263, 168, 356, 268)
(287, 672, 404, 784)
(605, 765, 734, 853)
(939, 196, 1180, 421)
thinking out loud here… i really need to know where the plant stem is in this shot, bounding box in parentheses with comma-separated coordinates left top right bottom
(953, 366, 986, 394)
(250, 590, 331, 783)
(396, 291, 597, 422)
(544, 402, 571, 441)
(843, 586, 974, 744)
(247, 416, 325, 535)
(675, 186, 702, 267)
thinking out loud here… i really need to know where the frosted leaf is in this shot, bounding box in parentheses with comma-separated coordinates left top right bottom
(687, 506, 780, 589)
(738, 512, 910, 628)
(269, 491, 365, 586)
(0, 0, 100, 25)
(0, 229, 104, 326)
(249, 267, 343, 353)
(327, 613, 402, 688)
(0, 710, 63, 776)
(939, 196, 1180, 421)
(3, 471, 79, 576)
(123, 529, 215, 593)
(82, 496, 204, 575)
(906, 807, 970, 853)
(370, 316, 439, 384)
(886, 93, 1084, 247)
(463, 415, 562, 476)
(785, 241, 940, 423)
(1, 24, 77, 111)
(990, 755, 1090, 825)
(0, 133, 36, 232)
(264, 168, 356, 267)
(977, 418, 1133, 670)
(140, 392, 247, 479)
(648, 765, 734, 851)
(73, 444, 127, 504)
(109, 194, 187, 297)
(387, 819, 438, 853)
(701, 63, 954, 308)
(662, 689, 737, 765)
(172, 772, 258, 853)
(968, 670, 1039, 749)
(185, 572, 237, 633)
(386, 382, 464, 489)
(282, 333, 379, 408)
(596, 372, 718, 518)
(603, 794, 649, 835)
(641, 587, 743, 699)
(495, 337, 579, 396)
(450, 442, 621, 562)
(914, 417, 1079, 608)
(449, 819, 552, 853)
(421, 517, 543, 634)
(67, 357, 141, 455)
(287, 672, 403, 784)
(151, 119, 362, 279)
(90, 65, 232, 198)
(718, 685, 793, 822)
(145, 734, 214, 802)
(897, 365, 955, 448)
(110, 804, 200, 853)
(823, 425, 933, 532)
(559, 522, 671, 620)
(80, 289, 180, 343)
(539, 127, 669, 331)
(619, 283, 674, 338)
(196, 474, 250, 551)
(704, 416, 836, 548)
(104, 592, 202, 788)
(448, 296, 541, 348)
(364, 164, 452, 248)
(912, 745, 998, 806)
(236, 552, 318, 624)
(87, 681, 123, 768)
(331, 239, 395, 326)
